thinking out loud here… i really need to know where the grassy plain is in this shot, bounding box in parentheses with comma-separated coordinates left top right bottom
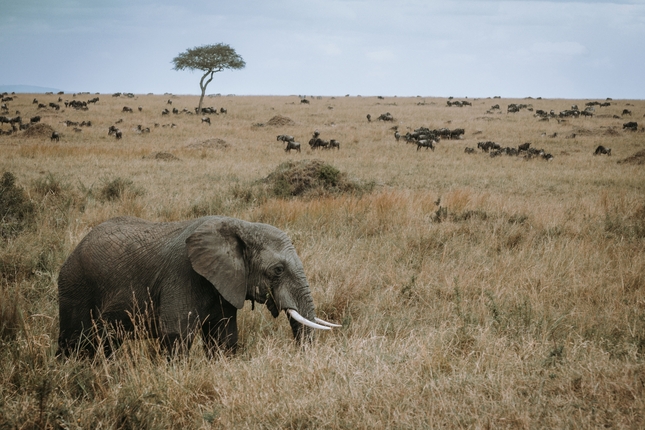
(1, 92, 644, 428)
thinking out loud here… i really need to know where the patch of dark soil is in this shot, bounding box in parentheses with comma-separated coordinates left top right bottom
(144, 152, 180, 161)
(185, 138, 229, 150)
(571, 127, 594, 136)
(602, 127, 621, 136)
(618, 150, 645, 165)
(263, 159, 373, 198)
(266, 115, 296, 127)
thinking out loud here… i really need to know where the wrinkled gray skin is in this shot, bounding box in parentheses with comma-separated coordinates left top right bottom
(57, 216, 317, 357)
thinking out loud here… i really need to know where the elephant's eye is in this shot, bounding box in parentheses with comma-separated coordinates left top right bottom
(272, 265, 284, 277)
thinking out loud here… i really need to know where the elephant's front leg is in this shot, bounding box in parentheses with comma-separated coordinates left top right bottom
(202, 297, 238, 356)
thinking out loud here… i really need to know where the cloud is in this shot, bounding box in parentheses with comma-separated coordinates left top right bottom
(531, 41, 587, 56)
(366, 49, 395, 62)
(321, 43, 342, 56)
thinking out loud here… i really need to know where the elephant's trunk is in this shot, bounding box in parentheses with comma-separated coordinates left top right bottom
(286, 285, 318, 343)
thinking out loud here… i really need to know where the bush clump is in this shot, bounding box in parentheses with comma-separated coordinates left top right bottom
(0, 172, 35, 238)
(99, 177, 144, 202)
(264, 159, 372, 198)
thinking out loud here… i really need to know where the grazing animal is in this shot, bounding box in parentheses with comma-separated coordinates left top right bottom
(518, 142, 531, 152)
(284, 141, 301, 153)
(377, 112, 394, 121)
(464, 147, 475, 154)
(201, 117, 211, 125)
(394, 131, 400, 142)
(114, 129, 122, 139)
(220, 108, 227, 114)
(622, 109, 632, 116)
(138, 106, 143, 112)
(328, 139, 340, 150)
(162, 108, 170, 115)
(623, 121, 638, 131)
(477, 141, 500, 152)
(122, 106, 133, 113)
(56, 216, 338, 357)
(367, 114, 371, 122)
(594, 145, 611, 156)
(300, 99, 310, 104)
(277, 135, 295, 143)
(50, 132, 60, 142)
(417, 140, 435, 151)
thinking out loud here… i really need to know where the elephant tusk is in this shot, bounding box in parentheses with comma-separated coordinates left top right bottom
(286, 309, 331, 330)
(314, 317, 342, 328)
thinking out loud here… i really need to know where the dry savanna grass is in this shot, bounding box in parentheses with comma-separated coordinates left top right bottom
(1, 92, 644, 428)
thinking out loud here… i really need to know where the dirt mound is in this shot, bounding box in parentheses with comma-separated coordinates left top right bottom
(266, 115, 296, 127)
(185, 138, 229, 150)
(144, 152, 180, 161)
(20, 123, 55, 138)
(263, 159, 372, 198)
(618, 150, 645, 165)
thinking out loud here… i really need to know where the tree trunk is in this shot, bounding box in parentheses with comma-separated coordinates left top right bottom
(197, 70, 215, 115)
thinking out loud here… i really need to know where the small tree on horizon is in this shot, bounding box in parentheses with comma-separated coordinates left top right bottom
(172, 43, 245, 114)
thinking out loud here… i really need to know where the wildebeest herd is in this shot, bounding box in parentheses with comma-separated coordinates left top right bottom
(0, 92, 641, 162)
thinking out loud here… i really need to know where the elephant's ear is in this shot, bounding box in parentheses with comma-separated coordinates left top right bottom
(185, 218, 247, 309)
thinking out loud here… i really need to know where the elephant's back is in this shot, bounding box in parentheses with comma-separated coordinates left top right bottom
(58, 217, 198, 291)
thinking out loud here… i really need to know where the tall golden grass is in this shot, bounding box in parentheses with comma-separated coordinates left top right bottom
(0, 92, 644, 428)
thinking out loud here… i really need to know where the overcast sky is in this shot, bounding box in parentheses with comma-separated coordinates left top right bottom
(1, 0, 644, 98)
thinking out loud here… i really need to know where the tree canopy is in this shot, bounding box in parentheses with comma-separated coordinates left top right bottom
(172, 43, 245, 113)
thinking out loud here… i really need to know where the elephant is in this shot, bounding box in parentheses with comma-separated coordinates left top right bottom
(57, 216, 338, 358)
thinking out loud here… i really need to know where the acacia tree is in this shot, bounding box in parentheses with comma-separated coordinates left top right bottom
(172, 43, 245, 114)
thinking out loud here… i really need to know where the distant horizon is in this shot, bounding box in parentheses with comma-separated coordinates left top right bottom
(2, 84, 642, 101)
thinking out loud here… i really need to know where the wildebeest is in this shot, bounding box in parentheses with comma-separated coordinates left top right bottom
(300, 99, 310, 104)
(622, 109, 632, 116)
(138, 106, 143, 112)
(518, 142, 531, 152)
(377, 112, 394, 121)
(394, 131, 400, 142)
(50, 132, 60, 142)
(284, 141, 301, 153)
(477, 141, 501, 152)
(123, 106, 133, 113)
(464, 147, 475, 154)
(417, 140, 436, 151)
(201, 117, 211, 125)
(366, 114, 371, 122)
(220, 108, 227, 114)
(594, 145, 611, 156)
(277, 134, 295, 143)
(309, 137, 328, 149)
(623, 121, 638, 131)
(327, 139, 340, 150)
(30, 116, 41, 124)
(115, 130, 122, 139)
